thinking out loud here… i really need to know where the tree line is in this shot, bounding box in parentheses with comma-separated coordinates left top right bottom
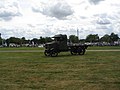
(0, 36, 53, 47)
(67, 32, 119, 44)
(0, 32, 120, 47)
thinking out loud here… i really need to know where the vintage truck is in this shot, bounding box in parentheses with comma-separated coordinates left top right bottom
(44, 34, 88, 57)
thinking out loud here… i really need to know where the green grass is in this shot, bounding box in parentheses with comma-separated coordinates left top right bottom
(0, 46, 120, 51)
(0, 47, 120, 90)
(88, 46, 120, 50)
(0, 47, 44, 51)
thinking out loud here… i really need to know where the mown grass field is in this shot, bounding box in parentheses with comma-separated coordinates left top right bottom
(88, 46, 120, 50)
(0, 46, 120, 90)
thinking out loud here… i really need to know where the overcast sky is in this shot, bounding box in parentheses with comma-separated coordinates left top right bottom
(0, 0, 120, 39)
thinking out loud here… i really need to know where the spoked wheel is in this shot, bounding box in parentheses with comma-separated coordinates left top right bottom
(77, 47, 83, 55)
(81, 49, 85, 55)
(78, 48, 86, 55)
(70, 51, 77, 55)
(50, 51, 58, 57)
(44, 49, 58, 57)
(44, 50, 50, 56)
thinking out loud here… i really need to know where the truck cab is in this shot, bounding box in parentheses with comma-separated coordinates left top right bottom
(44, 34, 68, 56)
(53, 34, 68, 51)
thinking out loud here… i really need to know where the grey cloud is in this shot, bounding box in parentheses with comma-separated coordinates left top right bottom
(96, 18, 111, 25)
(0, 2, 21, 21)
(32, 7, 40, 13)
(0, 10, 21, 21)
(94, 13, 111, 25)
(89, 0, 104, 4)
(0, 28, 38, 39)
(96, 25, 112, 30)
(27, 24, 35, 28)
(32, 2, 74, 20)
(94, 13, 107, 18)
(0, 28, 17, 39)
(49, 2, 74, 19)
(80, 16, 88, 19)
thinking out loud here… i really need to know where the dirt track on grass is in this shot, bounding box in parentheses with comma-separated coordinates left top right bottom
(0, 50, 43, 52)
(0, 50, 120, 52)
(87, 50, 120, 52)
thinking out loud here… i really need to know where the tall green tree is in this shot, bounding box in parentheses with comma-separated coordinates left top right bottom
(110, 33, 119, 43)
(45, 37, 52, 43)
(0, 33, 2, 45)
(39, 36, 45, 44)
(31, 38, 39, 44)
(0, 37, 2, 45)
(6, 37, 21, 45)
(86, 34, 99, 42)
(69, 35, 79, 43)
(21, 37, 26, 44)
(100, 34, 110, 42)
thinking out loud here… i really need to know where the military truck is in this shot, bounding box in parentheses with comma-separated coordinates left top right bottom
(44, 34, 88, 57)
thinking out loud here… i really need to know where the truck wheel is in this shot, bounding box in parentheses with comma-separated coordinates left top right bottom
(78, 48, 85, 55)
(50, 51, 58, 57)
(70, 51, 77, 55)
(78, 47, 83, 55)
(81, 49, 85, 55)
(44, 51, 50, 56)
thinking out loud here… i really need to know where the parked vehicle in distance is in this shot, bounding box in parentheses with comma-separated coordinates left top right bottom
(44, 34, 88, 57)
